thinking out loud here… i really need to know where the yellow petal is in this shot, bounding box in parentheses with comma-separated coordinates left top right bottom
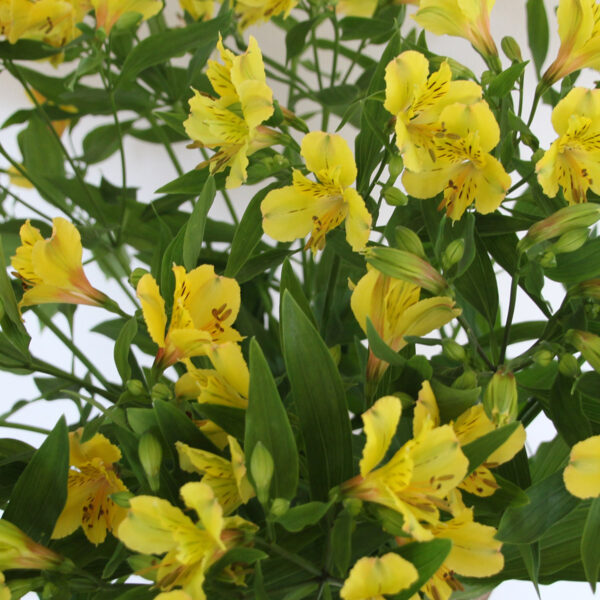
(301, 131, 357, 188)
(137, 273, 167, 347)
(384, 50, 430, 116)
(487, 422, 526, 466)
(563, 435, 600, 498)
(206, 342, 249, 400)
(69, 430, 121, 467)
(341, 553, 418, 600)
(343, 188, 372, 251)
(453, 404, 494, 446)
(360, 396, 402, 476)
(91, 0, 162, 34)
(438, 101, 500, 153)
(227, 436, 255, 503)
(472, 154, 511, 215)
(177, 442, 233, 479)
(180, 481, 225, 547)
(414, 380, 440, 436)
(337, 0, 377, 16)
(460, 466, 499, 496)
(261, 183, 315, 243)
(557, 0, 594, 52)
(551, 87, 600, 135)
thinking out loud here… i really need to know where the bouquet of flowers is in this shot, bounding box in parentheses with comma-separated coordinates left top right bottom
(0, 0, 598, 599)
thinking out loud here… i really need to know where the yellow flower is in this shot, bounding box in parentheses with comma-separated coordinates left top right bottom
(234, 0, 296, 30)
(184, 36, 276, 189)
(402, 101, 511, 221)
(261, 131, 372, 253)
(536, 88, 600, 205)
(563, 435, 600, 498)
(91, 0, 162, 34)
(0, 520, 62, 571)
(342, 395, 469, 541)
(340, 553, 418, 600)
(413, 0, 498, 58)
(384, 51, 481, 171)
(137, 264, 242, 369)
(11, 218, 109, 310)
(177, 435, 255, 515)
(414, 381, 526, 497)
(543, 0, 600, 85)
(179, 0, 212, 19)
(52, 429, 129, 545)
(336, 0, 377, 17)
(117, 482, 256, 598)
(350, 267, 460, 380)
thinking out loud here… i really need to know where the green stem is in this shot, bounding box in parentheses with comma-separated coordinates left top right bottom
(145, 111, 184, 176)
(458, 315, 495, 371)
(527, 83, 546, 127)
(310, 28, 324, 92)
(0, 184, 52, 221)
(499, 267, 521, 366)
(0, 421, 51, 434)
(330, 13, 340, 86)
(222, 189, 239, 226)
(321, 254, 340, 332)
(341, 39, 366, 84)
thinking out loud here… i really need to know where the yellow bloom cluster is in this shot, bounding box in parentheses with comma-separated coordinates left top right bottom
(384, 50, 510, 221)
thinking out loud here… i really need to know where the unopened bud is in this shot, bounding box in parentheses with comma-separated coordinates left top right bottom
(129, 268, 149, 289)
(442, 239, 465, 270)
(551, 228, 588, 254)
(558, 353, 580, 377)
(0, 520, 63, 571)
(572, 278, 600, 301)
(110, 491, 133, 508)
(270, 498, 290, 517)
(452, 370, 478, 389)
(138, 432, 162, 492)
(280, 106, 309, 133)
(394, 226, 425, 258)
(151, 383, 173, 403)
(250, 442, 274, 505)
(443, 339, 466, 362)
(539, 249, 557, 269)
(343, 497, 363, 517)
(501, 36, 523, 62)
(484, 369, 518, 426)
(388, 154, 404, 181)
(533, 349, 554, 368)
(382, 186, 408, 206)
(567, 329, 600, 373)
(126, 379, 145, 396)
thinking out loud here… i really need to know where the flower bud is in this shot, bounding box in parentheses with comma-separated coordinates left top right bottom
(484, 369, 518, 426)
(250, 442, 274, 505)
(518, 203, 600, 253)
(567, 329, 600, 373)
(388, 154, 404, 181)
(558, 353, 580, 377)
(129, 268, 149, 289)
(443, 339, 466, 362)
(442, 239, 465, 270)
(551, 228, 588, 254)
(343, 497, 363, 517)
(538, 249, 556, 269)
(0, 520, 63, 571)
(382, 186, 408, 206)
(126, 379, 146, 396)
(270, 498, 290, 517)
(533, 349, 554, 368)
(138, 432, 163, 492)
(501, 36, 523, 62)
(280, 106, 309, 133)
(453, 370, 478, 389)
(151, 382, 173, 403)
(572, 278, 600, 301)
(394, 226, 425, 258)
(110, 491, 133, 508)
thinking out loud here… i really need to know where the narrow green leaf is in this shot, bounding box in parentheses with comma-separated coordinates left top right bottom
(550, 373, 592, 445)
(281, 292, 353, 499)
(430, 380, 480, 423)
(366, 317, 405, 367)
(155, 169, 209, 195)
(114, 317, 138, 382)
(3, 417, 68, 543)
(581, 497, 600, 591)
(526, 0, 549, 76)
(82, 121, 134, 164)
(314, 84, 359, 106)
(497, 471, 580, 544)
(462, 422, 520, 475)
(285, 19, 316, 62)
(546, 238, 600, 286)
(102, 542, 129, 579)
(487, 61, 528, 97)
(517, 543, 541, 597)
(330, 508, 353, 577)
(280, 258, 316, 327)
(246, 339, 298, 500)
(183, 176, 216, 271)
(0, 40, 62, 60)
(339, 16, 393, 40)
(275, 501, 332, 532)
(195, 404, 245, 441)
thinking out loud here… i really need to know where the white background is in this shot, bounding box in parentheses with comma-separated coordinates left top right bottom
(0, 0, 598, 598)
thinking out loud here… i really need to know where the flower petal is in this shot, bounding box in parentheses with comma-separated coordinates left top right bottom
(344, 188, 372, 251)
(563, 434, 600, 498)
(301, 131, 357, 188)
(137, 274, 167, 347)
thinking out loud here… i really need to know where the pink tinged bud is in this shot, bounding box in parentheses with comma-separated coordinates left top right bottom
(567, 329, 600, 373)
(0, 521, 63, 571)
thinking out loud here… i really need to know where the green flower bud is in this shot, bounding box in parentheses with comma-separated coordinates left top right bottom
(551, 228, 589, 254)
(382, 186, 408, 206)
(443, 339, 466, 362)
(394, 226, 425, 258)
(343, 497, 363, 517)
(126, 379, 146, 396)
(388, 154, 404, 181)
(250, 442, 274, 505)
(151, 382, 173, 403)
(484, 369, 518, 426)
(539, 249, 557, 268)
(138, 432, 163, 492)
(558, 353, 580, 377)
(110, 491, 134, 508)
(572, 278, 600, 301)
(501, 36, 523, 62)
(129, 267, 149, 289)
(533, 349, 554, 368)
(452, 370, 478, 389)
(270, 498, 290, 517)
(442, 239, 465, 270)
(567, 329, 600, 373)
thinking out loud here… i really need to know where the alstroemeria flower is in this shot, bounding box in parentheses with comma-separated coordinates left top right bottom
(336, 0, 377, 17)
(184, 36, 276, 189)
(261, 131, 372, 253)
(179, 0, 212, 20)
(340, 553, 418, 600)
(413, 0, 498, 58)
(11, 218, 109, 309)
(384, 50, 481, 171)
(0, 520, 63, 571)
(342, 395, 469, 541)
(234, 0, 296, 29)
(177, 435, 255, 515)
(91, 0, 162, 34)
(536, 88, 600, 205)
(117, 482, 257, 599)
(137, 264, 242, 370)
(563, 434, 600, 498)
(52, 429, 128, 545)
(414, 382, 526, 497)
(543, 0, 600, 85)
(350, 266, 460, 380)
(402, 101, 511, 220)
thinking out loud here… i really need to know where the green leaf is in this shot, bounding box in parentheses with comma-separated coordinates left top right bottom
(3, 417, 68, 543)
(208, 547, 268, 578)
(114, 317, 138, 382)
(117, 14, 230, 84)
(366, 317, 405, 367)
(225, 184, 277, 278)
(578, 372, 600, 424)
(281, 292, 353, 500)
(487, 61, 528, 97)
(330, 508, 353, 577)
(392, 539, 452, 600)
(183, 176, 216, 271)
(496, 471, 580, 544)
(280, 258, 316, 327)
(19, 115, 65, 179)
(339, 16, 394, 40)
(275, 501, 332, 532)
(314, 84, 359, 106)
(246, 339, 298, 501)
(0, 40, 62, 60)
(550, 373, 592, 445)
(581, 497, 600, 591)
(517, 542, 541, 596)
(462, 422, 521, 475)
(526, 0, 550, 76)
(155, 169, 210, 195)
(430, 380, 480, 423)
(285, 19, 316, 62)
(82, 121, 134, 164)
(546, 238, 600, 285)
(195, 404, 245, 441)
